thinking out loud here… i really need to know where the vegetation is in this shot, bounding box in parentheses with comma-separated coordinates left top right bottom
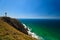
(0, 17, 37, 40)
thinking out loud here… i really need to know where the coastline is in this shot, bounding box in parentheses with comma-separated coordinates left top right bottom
(22, 23, 44, 40)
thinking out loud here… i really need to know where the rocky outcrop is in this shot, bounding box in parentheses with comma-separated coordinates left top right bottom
(0, 18, 37, 40)
(0, 17, 28, 35)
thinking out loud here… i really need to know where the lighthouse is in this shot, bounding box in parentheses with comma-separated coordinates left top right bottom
(5, 12, 7, 17)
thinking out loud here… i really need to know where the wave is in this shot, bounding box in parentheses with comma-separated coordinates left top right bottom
(23, 23, 44, 40)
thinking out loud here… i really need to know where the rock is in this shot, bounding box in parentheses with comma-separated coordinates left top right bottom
(0, 17, 28, 35)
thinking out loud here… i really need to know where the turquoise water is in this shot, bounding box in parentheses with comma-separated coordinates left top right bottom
(18, 19, 60, 40)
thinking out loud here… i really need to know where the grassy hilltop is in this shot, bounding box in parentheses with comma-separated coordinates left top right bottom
(0, 17, 37, 40)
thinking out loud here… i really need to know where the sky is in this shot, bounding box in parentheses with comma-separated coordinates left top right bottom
(0, 0, 60, 19)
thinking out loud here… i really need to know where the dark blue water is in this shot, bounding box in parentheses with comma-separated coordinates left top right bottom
(18, 19, 60, 40)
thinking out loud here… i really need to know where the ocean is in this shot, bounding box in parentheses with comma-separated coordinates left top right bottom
(18, 19, 60, 40)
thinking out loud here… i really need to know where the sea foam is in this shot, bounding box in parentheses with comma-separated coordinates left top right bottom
(23, 23, 44, 40)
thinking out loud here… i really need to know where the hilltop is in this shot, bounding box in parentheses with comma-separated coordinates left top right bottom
(0, 17, 37, 40)
(0, 17, 28, 35)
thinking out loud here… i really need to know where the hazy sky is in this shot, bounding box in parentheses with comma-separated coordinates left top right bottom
(0, 0, 60, 19)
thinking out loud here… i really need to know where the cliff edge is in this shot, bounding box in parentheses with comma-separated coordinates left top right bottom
(0, 17, 37, 40)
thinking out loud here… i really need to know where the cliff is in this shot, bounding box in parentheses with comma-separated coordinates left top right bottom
(0, 17, 28, 35)
(0, 17, 37, 40)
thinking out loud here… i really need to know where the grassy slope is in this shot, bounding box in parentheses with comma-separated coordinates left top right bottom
(0, 19, 37, 40)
